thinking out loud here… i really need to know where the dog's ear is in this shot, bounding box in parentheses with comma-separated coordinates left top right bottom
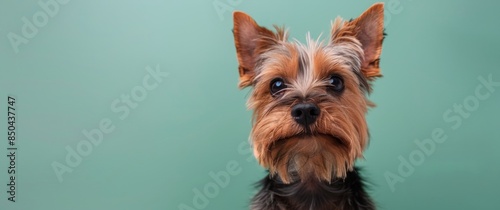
(233, 11, 277, 88)
(333, 3, 385, 79)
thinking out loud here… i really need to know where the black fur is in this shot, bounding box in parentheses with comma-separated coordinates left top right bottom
(251, 167, 375, 210)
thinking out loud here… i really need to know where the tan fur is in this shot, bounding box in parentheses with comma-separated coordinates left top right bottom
(233, 3, 385, 184)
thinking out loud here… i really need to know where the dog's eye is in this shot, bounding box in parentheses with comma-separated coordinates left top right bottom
(328, 75, 344, 92)
(270, 78, 287, 95)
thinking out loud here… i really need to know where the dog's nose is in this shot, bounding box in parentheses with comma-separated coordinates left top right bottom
(291, 103, 320, 126)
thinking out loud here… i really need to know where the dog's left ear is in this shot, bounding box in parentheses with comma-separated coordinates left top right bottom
(334, 3, 385, 79)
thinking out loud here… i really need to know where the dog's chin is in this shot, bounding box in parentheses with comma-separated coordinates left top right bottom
(267, 133, 353, 184)
(279, 133, 341, 144)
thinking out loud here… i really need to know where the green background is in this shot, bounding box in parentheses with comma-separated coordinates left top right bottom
(1, 0, 499, 209)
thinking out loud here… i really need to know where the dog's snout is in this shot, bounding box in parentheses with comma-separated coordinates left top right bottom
(291, 103, 320, 126)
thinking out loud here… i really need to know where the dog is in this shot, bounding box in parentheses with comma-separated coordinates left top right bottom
(232, 3, 385, 210)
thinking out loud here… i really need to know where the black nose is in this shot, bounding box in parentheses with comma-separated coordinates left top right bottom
(291, 103, 320, 126)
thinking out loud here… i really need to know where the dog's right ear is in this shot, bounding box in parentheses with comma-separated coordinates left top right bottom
(233, 11, 277, 88)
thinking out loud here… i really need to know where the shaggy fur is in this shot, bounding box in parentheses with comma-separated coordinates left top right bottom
(232, 3, 385, 210)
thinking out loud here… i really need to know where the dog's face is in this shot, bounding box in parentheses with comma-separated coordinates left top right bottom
(233, 4, 385, 183)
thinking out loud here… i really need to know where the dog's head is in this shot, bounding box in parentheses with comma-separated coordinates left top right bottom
(233, 3, 385, 183)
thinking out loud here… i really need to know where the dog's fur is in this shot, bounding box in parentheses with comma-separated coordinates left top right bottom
(232, 3, 385, 210)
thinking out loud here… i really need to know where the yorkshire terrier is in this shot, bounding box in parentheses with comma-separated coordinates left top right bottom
(232, 3, 385, 210)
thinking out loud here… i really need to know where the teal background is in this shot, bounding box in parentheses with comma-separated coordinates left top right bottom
(1, 0, 499, 209)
